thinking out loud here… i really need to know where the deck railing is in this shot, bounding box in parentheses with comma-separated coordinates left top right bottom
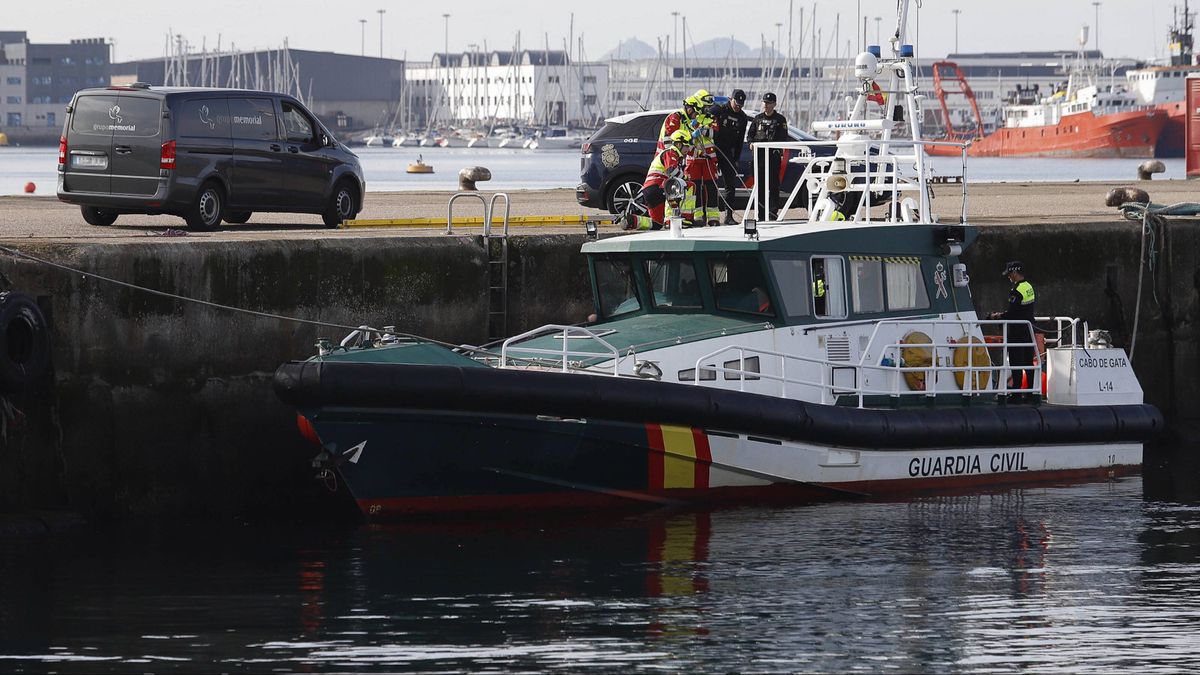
(692, 318, 1044, 407)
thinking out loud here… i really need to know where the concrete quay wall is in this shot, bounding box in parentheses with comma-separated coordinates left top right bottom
(0, 220, 1194, 519)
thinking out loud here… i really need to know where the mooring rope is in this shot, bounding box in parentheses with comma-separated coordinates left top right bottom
(0, 244, 495, 357)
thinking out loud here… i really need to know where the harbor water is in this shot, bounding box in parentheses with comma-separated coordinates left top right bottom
(0, 146, 1189, 197)
(1, 471, 1198, 672)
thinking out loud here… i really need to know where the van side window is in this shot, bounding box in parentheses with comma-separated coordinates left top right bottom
(227, 97, 278, 141)
(177, 99, 230, 138)
(280, 102, 314, 143)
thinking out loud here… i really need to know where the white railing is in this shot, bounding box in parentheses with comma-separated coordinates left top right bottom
(743, 138, 970, 227)
(499, 324, 624, 375)
(692, 318, 1044, 407)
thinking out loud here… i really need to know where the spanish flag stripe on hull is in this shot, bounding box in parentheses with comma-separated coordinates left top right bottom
(645, 423, 712, 490)
(646, 423, 665, 490)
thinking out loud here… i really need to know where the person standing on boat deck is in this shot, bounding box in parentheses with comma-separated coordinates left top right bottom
(747, 92, 789, 220)
(987, 261, 1037, 401)
(712, 89, 751, 225)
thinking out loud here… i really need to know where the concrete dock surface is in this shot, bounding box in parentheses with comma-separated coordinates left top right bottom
(1, 179, 1195, 242)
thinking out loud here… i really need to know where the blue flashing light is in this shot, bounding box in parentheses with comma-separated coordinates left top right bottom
(900, 44, 915, 57)
(867, 45, 882, 57)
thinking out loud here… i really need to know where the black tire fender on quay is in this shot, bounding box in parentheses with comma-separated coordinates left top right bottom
(0, 291, 50, 392)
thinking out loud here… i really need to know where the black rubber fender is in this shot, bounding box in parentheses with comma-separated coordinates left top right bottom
(273, 361, 1164, 448)
(0, 291, 50, 392)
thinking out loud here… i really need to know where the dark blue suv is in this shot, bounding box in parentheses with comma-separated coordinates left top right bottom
(576, 108, 826, 215)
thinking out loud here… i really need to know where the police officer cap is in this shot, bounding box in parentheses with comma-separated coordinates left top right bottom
(1002, 260, 1023, 276)
(732, 89, 746, 104)
(762, 92, 777, 103)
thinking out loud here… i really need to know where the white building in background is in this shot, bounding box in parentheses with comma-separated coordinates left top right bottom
(405, 50, 607, 130)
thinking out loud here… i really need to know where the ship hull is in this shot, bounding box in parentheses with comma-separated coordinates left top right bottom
(928, 109, 1167, 159)
(1154, 101, 1186, 157)
(276, 362, 1160, 519)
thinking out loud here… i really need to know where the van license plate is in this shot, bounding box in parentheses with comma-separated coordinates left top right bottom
(71, 155, 108, 169)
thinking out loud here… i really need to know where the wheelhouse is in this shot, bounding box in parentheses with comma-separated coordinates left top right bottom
(583, 223, 976, 328)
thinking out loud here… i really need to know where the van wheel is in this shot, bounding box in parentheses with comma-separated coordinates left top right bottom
(322, 181, 357, 228)
(225, 211, 252, 224)
(185, 182, 224, 231)
(80, 206, 118, 227)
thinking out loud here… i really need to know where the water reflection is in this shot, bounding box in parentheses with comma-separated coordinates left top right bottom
(1, 477, 1199, 672)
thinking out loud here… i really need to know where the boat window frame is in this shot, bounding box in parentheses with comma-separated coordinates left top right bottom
(810, 255, 848, 320)
(589, 254, 644, 320)
(641, 254, 705, 313)
(764, 253, 811, 320)
(706, 253, 775, 318)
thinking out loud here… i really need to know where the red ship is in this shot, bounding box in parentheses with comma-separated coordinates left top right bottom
(927, 60, 1167, 158)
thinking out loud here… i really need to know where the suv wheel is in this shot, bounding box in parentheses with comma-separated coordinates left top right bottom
(606, 177, 645, 215)
(225, 211, 252, 224)
(185, 182, 224, 231)
(80, 206, 118, 227)
(323, 181, 357, 228)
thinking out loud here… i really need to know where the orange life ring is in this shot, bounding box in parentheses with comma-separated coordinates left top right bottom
(900, 331, 932, 391)
(952, 336, 992, 391)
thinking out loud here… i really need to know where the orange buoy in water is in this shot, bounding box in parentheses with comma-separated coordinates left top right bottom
(23, 182, 35, 194)
(406, 154, 434, 174)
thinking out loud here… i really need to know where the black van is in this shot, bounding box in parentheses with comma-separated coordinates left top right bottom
(57, 84, 365, 230)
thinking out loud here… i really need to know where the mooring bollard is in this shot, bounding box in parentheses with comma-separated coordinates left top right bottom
(1137, 160, 1166, 181)
(1104, 186, 1151, 208)
(459, 166, 492, 191)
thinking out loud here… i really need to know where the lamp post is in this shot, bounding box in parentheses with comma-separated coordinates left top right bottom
(952, 9, 961, 55)
(671, 11, 679, 65)
(376, 8, 385, 58)
(1092, 1, 1102, 54)
(359, 19, 366, 57)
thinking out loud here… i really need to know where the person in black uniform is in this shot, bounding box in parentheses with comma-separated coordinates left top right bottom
(987, 260, 1037, 401)
(746, 92, 789, 220)
(711, 89, 751, 224)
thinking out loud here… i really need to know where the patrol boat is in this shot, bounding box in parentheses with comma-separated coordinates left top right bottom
(273, 2, 1162, 517)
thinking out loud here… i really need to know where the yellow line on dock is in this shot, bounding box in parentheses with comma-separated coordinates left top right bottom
(343, 215, 598, 229)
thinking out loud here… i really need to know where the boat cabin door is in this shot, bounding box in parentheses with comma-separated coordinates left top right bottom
(811, 256, 856, 397)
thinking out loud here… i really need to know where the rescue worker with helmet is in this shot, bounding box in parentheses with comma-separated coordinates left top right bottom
(987, 261, 1037, 402)
(684, 89, 722, 226)
(711, 89, 751, 224)
(625, 128, 690, 231)
(747, 92, 790, 220)
(658, 94, 698, 154)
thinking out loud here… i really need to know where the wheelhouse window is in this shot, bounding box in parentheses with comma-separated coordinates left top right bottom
(767, 256, 810, 319)
(850, 256, 885, 313)
(884, 257, 930, 310)
(811, 256, 847, 319)
(644, 257, 702, 310)
(710, 254, 772, 315)
(594, 257, 641, 318)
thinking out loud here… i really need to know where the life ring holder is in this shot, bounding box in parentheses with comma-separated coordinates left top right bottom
(0, 291, 51, 392)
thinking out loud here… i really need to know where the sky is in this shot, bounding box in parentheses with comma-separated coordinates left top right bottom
(6, 0, 1191, 64)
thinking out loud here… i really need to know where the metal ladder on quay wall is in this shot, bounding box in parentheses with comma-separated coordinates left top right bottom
(447, 192, 511, 341)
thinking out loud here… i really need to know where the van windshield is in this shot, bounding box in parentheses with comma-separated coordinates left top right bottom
(72, 95, 160, 137)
